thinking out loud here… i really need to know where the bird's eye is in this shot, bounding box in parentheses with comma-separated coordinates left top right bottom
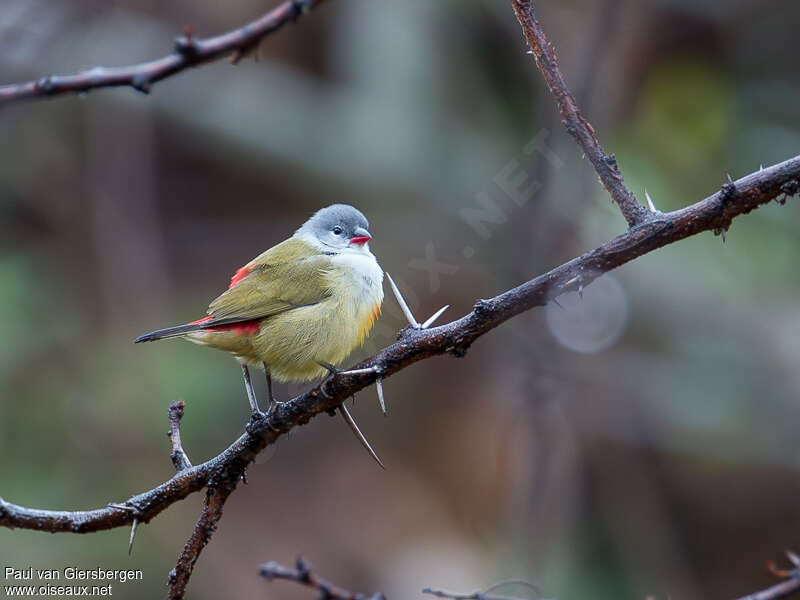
(332, 226, 343, 235)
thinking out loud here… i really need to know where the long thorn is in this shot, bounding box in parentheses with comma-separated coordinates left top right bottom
(338, 405, 385, 469)
(337, 366, 380, 377)
(421, 305, 449, 329)
(386, 273, 420, 328)
(644, 188, 657, 212)
(376, 376, 386, 416)
(128, 518, 138, 555)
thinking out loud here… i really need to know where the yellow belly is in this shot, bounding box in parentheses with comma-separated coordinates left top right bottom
(187, 297, 381, 382)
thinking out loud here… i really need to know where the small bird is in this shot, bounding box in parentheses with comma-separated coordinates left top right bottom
(135, 204, 385, 465)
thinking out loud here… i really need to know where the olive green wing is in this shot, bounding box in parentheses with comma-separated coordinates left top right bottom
(206, 238, 332, 323)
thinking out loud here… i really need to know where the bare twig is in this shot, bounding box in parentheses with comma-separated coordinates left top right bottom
(0, 0, 327, 106)
(168, 400, 192, 472)
(168, 479, 241, 600)
(1, 157, 798, 540)
(260, 557, 385, 600)
(423, 579, 543, 600)
(510, 0, 650, 227)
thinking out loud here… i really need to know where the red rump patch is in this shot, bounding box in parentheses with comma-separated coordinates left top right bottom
(187, 315, 260, 336)
(229, 265, 253, 288)
(221, 321, 261, 335)
(188, 316, 213, 325)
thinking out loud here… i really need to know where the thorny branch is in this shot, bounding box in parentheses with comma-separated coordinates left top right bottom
(0, 1, 799, 598)
(168, 480, 239, 599)
(0, 0, 326, 106)
(1, 153, 797, 589)
(260, 557, 385, 600)
(510, 0, 650, 227)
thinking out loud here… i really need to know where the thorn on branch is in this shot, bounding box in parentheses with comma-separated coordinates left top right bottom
(131, 74, 151, 95)
(128, 518, 139, 555)
(376, 376, 386, 415)
(644, 188, 659, 213)
(387, 272, 449, 329)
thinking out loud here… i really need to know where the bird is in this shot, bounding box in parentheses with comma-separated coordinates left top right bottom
(135, 204, 385, 466)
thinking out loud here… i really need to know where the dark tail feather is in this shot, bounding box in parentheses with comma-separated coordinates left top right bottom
(134, 323, 206, 343)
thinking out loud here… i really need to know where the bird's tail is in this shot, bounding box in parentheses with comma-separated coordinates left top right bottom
(134, 319, 210, 343)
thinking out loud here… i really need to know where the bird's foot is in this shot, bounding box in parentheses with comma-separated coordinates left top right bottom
(317, 361, 340, 399)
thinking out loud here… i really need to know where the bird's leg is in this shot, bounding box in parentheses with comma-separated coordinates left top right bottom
(316, 361, 385, 469)
(241, 364, 262, 415)
(263, 363, 284, 413)
(317, 360, 340, 399)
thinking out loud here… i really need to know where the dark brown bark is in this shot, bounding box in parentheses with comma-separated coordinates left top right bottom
(0, 0, 326, 106)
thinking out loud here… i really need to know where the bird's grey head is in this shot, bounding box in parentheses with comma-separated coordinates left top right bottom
(296, 204, 373, 251)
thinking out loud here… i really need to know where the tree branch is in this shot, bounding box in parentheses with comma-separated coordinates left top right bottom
(0, 0, 326, 106)
(260, 557, 385, 600)
(510, 0, 650, 227)
(168, 400, 192, 472)
(1, 155, 797, 538)
(168, 479, 240, 599)
(423, 580, 542, 600)
(2, 3, 799, 596)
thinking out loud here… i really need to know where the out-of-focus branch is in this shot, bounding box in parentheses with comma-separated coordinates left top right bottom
(0, 0, 326, 106)
(260, 557, 385, 600)
(424, 579, 543, 600)
(510, 0, 650, 227)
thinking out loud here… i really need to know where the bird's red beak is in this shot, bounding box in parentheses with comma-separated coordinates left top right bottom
(349, 236, 371, 245)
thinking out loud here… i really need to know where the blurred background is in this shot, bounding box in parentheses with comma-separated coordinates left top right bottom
(1, 0, 799, 598)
